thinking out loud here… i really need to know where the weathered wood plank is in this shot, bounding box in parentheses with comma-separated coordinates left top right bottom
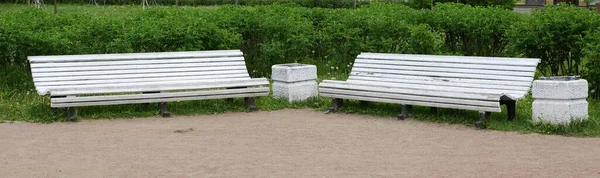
(352, 63, 535, 77)
(319, 88, 499, 107)
(344, 79, 526, 96)
(32, 65, 248, 78)
(354, 59, 536, 72)
(51, 92, 268, 108)
(29, 50, 242, 63)
(32, 61, 246, 73)
(33, 70, 249, 82)
(30, 57, 244, 68)
(349, 72, 533, 87)
(319, 93, 501, 112)
(50, 78, 269, 96)
(35, 74, 250, 87)
(358, 53, 540, 66)
(351, 68, 533, 82)
(347, 76, 530, 92)
(52, 87, 269, 103)
(319, 80, 500, 101)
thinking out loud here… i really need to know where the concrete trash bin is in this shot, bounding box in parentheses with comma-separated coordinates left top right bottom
(532, 76, 588, 125)
(271, 63, 318, 102)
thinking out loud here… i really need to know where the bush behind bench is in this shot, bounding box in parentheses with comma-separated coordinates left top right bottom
(1, 3, 599, 97)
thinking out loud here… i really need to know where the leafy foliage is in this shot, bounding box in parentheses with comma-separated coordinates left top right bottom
(582, 28, 600, 99)
(507, 5, 600, 77)
(423, 3, 522, 56)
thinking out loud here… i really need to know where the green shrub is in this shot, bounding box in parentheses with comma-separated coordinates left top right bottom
(406, 0, 516, 10)
(213, 5, 316, 77)
(507, 5, 600, 77)
(423, 3, 521, 56)
(583, 28, 600, 99)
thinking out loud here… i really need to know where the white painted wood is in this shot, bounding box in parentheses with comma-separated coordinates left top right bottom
(343, 80, 526, 96)
(319, 93, 501, 112)
(45, 78, 258, 90)
(30, 50, 270, 109)
(349, 72, 533, 87)
(354, 59, 536, 72)
(29, 50, 242, 63)
(351, 68, 533, 82)
(347, 76, 530, 92)
(52, 87, 269, 103)
(358, 53, 540, 66)
(35, 74, 251, 87)
(32, 61, 246, 73)
(52, 92, 268, 108)
(33, 70, 249, 82)
(32, 65, 248, 78)
(319, 88, 498, 107)
(320, 53, 540, 113)
(319, 80, 500, 101)
(50, 78, 269, 96)
(352, 63, 535, 77)
(31, 57, 243, 69)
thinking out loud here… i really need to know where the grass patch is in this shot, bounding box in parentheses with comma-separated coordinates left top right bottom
(2, 65, 600, 136)
(2, 64, 600, 137)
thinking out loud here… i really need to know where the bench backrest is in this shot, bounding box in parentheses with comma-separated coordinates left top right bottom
(29, 50, 250, 96)
(348, 53, 540, 100)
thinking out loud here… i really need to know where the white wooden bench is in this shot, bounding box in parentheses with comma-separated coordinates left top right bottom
(29, 50, 270, 121)
(319, 52, 540, 128)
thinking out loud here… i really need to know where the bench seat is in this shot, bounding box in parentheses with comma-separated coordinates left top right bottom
(29, 50, 269, 120)
(319, 52, 540, 128)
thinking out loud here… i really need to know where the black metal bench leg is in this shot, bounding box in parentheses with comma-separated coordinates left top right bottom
(476, 111, 491, 129)
(159, 102, 170, 117)
(66, 107, 76, 122)
(244, 97, 257, 112)
(505, 100, 516, 121)
(327, 98, 343, 113)
(398, 105, 412, 120)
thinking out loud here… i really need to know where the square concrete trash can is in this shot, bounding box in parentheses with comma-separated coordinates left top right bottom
(271, 63, 318, 102)
(532, 76, 588, 125)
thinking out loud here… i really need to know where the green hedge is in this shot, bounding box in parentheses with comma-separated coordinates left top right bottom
(2, 4, 600, 98)
(3, 0, 514, 8)
(507, 5, 600, 77)
(583, 28, 600, 99)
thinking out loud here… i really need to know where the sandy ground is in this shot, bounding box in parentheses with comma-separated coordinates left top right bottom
(1, 109, 600, 178)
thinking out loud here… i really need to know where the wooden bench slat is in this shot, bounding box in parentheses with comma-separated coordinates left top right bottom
(350, 72, 533, 87)
(352, 63, 535, 77)
(32, 61, 246, 73)
(320, 93, 501, 112)
(320, 80, 499, 101)
(29, 50, 242, 63)
(354, 59, 536, 72)
(30, 57, 244, 68)
(51, 92, 268, 108)
(50, 78, 269, 96)
(358, 53, 540, 66)
(34, 70, 249, 83)
(35, 74, 251, 87)
(347, 76, 531, 92)
(320, 88, 499, 107)
(52, 87, 269, 103)
(344, 80, 525, 97)
(32, 65, 248, 78)
(352, 68, 533, 82)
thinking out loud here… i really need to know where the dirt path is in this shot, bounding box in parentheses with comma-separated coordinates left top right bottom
(1, 109, 600, 178)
